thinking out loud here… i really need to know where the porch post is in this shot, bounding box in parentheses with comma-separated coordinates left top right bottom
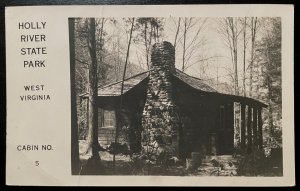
(253, 107, 258, 150)
(247, 105, 252, 153)
(86, 98, 89, 131)
(240, 103, 246, 152)
(258, 108, 263, 149)
(228, 103, 234, 151)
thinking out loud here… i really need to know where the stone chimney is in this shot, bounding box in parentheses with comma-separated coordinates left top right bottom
(141, 41, 179, 162)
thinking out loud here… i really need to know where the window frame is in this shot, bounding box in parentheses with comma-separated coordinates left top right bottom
(98, 108, 116, 129)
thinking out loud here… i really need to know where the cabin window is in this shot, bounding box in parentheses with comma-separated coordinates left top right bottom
(98, 109, 116, 128)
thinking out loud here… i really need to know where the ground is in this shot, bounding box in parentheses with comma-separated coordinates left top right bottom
(78, 140, 282, 176)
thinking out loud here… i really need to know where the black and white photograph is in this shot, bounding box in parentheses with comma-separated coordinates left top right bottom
(69, 16, 283, 176)
(5, 4, 294, 186)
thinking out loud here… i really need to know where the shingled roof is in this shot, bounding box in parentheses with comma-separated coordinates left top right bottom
(97, 76, 147, 96)
(79, 69, 267, 107)
(79, 71, 148, 97)
(80, 69, 217, 97)
(173, 69, 217, 93)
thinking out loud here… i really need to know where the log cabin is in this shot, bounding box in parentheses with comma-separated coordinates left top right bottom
(80, 41, 267, 160)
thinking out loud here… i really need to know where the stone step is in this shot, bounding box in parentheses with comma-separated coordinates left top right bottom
(205, 155, 239, 162)
(201, 159, 212, 163)
(201, 162, 214, 167)
(196, 155, 239, 176)
(200, 155, 240, 168)
(205, 155, 234, 159)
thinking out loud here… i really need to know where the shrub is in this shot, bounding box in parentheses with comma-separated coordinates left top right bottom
(236, 149, 269, 176)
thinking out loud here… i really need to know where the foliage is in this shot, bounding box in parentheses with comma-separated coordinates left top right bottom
(236, 148, 282, 176)
(73, 17, 283, 175)
(74, 18, 146, 138)
(236, 149, 269, 176)
(128, 153, 186, 175)
(134, 18, 164, 68)
(253, 18, 282, 148)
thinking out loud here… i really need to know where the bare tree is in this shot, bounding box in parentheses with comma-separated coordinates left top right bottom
(173, 18, 181, 49)
(96, 18, 106, 85)
(217, 17, 243, 95)
(179, 18, 208, 72)
(242, 17, 248, 97)
(249, 17, 258, 98)
(135, 18, 164, 69)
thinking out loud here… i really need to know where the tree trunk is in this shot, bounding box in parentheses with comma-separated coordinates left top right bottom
(249, 17, 257, 98)
(69, 18, 80, 175)
(267, 81, 274, 136)
(228, 18, 239, 96)
(115, 36, 121, 81)
(144, 22, 149, 69)
(182, 18, 187, 72)
(234, 41, 238, 95)
(149, 24, 153, 62)
(84, 18, 100, 157)
(97, 18, 105, 84)
(233, 19, 239, 96)
(243, 17, 247, 97)
(155, 18, 159, 42)
(174, 18, 181, 49)
(266, 42, 274, 137)
(113, 18, 135, 171)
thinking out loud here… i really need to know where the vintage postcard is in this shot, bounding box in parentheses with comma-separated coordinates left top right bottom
(5, 5, 294, 186)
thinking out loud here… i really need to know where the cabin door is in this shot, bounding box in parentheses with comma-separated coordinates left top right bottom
(218, 104, 234, 155)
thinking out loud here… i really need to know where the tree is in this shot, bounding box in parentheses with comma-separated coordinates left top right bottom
(217, 18, 243, 95)
(177, 18, 208, 72)
(74, 18, 106, 141)
(84, 18, 101, 159)
(69, 18, 80, 175)
(242, 17, 248, 97)
(255, 18, 281, 146)
(110, 27, 124, 81)
(96, 18, 108, 86)
(113, 18, 135, 171)
(135, 18, 164, 69)
(173, 18, 181, 49)
(249, 17, 259, 98)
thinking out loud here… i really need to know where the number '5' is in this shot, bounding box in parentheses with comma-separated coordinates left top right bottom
(35, 161, 39, 166)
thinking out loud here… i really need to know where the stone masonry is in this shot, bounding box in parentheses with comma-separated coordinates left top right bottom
(141, 41, 180, 162)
